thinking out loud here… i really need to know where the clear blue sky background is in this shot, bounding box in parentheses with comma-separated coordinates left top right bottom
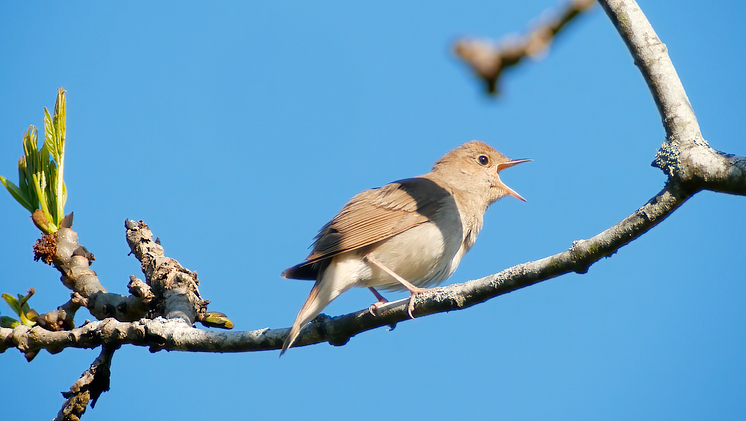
(1, 1, 744, 420)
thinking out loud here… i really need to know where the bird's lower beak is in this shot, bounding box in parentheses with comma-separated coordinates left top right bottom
(496, 158, 531, 202)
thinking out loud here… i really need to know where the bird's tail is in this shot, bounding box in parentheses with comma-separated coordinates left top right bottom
(280, 277, 343, 356)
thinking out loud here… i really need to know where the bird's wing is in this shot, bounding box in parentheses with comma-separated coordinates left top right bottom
(282, 177, 451, 279)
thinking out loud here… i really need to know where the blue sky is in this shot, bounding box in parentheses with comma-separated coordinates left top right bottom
(1, 1, 745, 420)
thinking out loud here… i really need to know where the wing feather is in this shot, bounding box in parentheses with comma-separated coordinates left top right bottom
(282, 177, 451, 279)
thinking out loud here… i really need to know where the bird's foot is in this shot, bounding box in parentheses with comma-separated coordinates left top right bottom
(363, 254, 429, 319)
(407, 287, 430, 319)
(368, 301, 385, 316)
(368, 287, 389, 317)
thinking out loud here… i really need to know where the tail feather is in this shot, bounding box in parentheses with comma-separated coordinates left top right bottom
(280, 277, 342, 356)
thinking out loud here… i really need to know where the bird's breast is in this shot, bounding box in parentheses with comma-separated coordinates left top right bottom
(361, 214, 465, 291)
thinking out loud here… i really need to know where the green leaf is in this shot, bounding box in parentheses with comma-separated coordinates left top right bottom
(2, 293, 21, 317)
(20, 126, 41, 210)
(1, 88, 68, 232)
(43, 107, 55, 159)
(46, 161, 58, 223)
(201, 312, 235, 329)
(51, 89, 66, 225)
(18, 156, 33, 204)
(1, 316, 20, 329)
(0, 176, 34, 213)
(19, 311, 36, 327)
(31, 172, 50, 219)
(23, 126, 40, 179)
(49, 89, 66, 164)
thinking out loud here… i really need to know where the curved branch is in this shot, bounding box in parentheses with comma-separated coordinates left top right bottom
(599, 0, 746, 195)
(0, 182, 692, 355)
(599, 0, 701, 143)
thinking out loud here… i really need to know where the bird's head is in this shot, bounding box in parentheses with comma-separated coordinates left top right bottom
(431, 140, 530, 206)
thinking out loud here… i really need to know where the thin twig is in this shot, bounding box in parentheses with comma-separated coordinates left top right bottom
(454, 0, 595, 95)
(54, 345, 116, 421)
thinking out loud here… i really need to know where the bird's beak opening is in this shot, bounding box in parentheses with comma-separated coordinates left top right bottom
(496, 158, 531, 202)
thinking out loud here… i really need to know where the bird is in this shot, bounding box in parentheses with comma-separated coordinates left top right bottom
(280, 140, 529, 354)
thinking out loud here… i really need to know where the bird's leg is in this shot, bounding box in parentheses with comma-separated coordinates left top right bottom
(367, 287, 389, 316)
(368, 287, 388, 303)
(363, 254, 429, 318)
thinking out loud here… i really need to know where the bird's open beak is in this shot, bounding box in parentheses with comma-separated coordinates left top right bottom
(496, 158, 531, 202)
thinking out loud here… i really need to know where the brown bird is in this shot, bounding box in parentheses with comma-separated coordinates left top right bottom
(280, 141, 529, 354)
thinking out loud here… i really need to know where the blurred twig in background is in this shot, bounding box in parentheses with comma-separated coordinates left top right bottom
(454, 0, 595, 95)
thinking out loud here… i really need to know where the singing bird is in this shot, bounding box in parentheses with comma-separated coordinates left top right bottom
(281, 141, 529, 354)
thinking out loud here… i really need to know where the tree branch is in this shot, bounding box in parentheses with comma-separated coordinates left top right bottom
(32, 226, 150, 333)
(124, 219, 208, 325)
(55, 345, 116, 421)
(599, 0, 746, 195)
(0, 181, 693, 355)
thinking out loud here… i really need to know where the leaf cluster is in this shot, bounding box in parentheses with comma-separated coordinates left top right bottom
(1, 288, 38, 328)
(0, 88, 68, 233)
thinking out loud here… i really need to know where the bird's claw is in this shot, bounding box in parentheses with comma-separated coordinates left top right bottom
(407, 296, 416, 319)
(368, 300, 388, 317)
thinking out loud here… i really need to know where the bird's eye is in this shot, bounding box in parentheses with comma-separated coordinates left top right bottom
(477, 155, 489, 166)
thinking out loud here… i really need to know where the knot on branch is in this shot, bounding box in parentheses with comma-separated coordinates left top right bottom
(37, 302, 77, 332)
(654, 138, 746, 195)
(315, 314, 350, 347)
(127, 276, 154, 304)
(97, 318, 128, 347)
(142, 317, 191, 352)
(569, 239, 606, 274)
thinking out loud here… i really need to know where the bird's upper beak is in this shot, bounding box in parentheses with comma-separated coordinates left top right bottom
(495, 158, 531, 202)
